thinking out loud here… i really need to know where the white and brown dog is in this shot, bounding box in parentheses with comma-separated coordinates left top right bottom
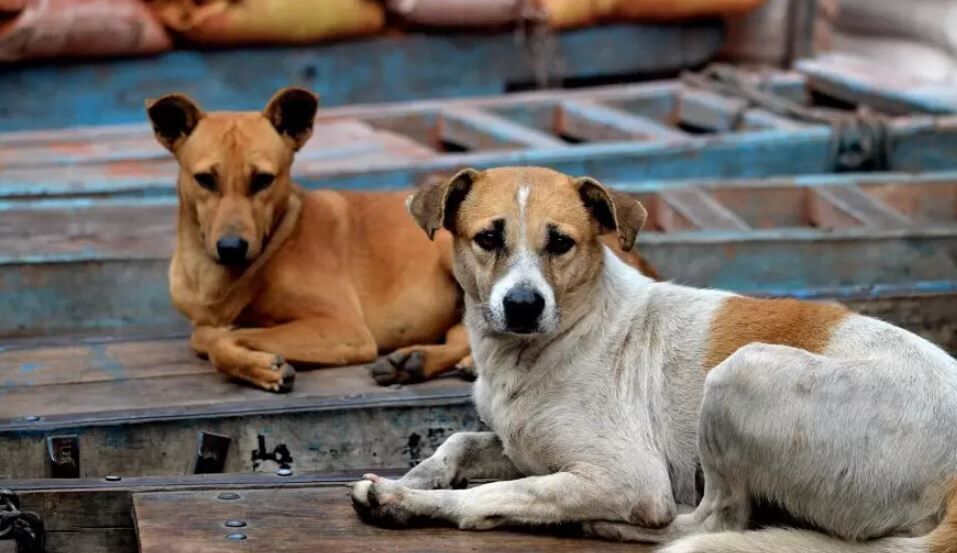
(351, 166, 957, 553)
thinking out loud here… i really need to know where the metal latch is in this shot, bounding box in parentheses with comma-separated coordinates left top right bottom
(0, 489, 45, 553)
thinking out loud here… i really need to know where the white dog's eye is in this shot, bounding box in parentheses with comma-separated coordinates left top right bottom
(474, 229, 503, 252)
(546, 230, 575, 255)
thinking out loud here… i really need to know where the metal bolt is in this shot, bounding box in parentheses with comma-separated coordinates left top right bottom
(104, 475, 122, 482)
(217, 492, 241, 501)
(224, 520, 247, 528)
(389, 383, 402, 390)
(276, 468, 293, 477)
(22, 416, 40, 422)
(225, 533, 247, 541)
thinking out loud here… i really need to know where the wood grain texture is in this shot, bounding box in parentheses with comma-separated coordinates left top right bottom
(133, 487, 652, 553)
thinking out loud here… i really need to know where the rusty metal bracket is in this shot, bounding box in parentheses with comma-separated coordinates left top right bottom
(193, 432, 231, 474)
(0, 489, 45, 553)
(45, 435, 79, 479)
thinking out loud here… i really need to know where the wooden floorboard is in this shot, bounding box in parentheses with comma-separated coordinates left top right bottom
(133, 487, 651, 553)
(0, 336, 468, 421)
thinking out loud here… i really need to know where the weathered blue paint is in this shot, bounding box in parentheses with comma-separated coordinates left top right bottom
(18, 363, 40, 374)
(796, 55, 957, 115)
(0, 22, 724, 132)
(90, 343, 127, 381)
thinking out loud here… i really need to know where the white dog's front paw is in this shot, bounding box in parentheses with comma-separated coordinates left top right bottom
(350, 473, 421, 528)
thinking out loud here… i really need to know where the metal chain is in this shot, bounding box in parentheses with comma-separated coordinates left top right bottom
(681, 63, 891, 172)
(0, 489, 45, 553)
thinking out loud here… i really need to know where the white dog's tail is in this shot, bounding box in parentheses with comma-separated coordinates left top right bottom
(664, 487, 957, 553)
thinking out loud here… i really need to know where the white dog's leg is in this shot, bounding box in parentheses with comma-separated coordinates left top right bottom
(352, 461, 674, 531)
(394, 431, 523, 490)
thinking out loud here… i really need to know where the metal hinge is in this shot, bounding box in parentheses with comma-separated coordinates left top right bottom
(0, 489, 45, 553)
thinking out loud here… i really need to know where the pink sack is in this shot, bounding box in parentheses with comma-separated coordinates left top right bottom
(387, 0, 526, 27)
(0, 0, 171, 62)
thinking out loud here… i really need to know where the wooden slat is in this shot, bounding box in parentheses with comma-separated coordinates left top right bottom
(555, 100, 688, 142)
(0, 121, 435, 170)
(678, 88, 748, 131)
(0, 338, 203, 388)
(811, 185, 912, 229)
(659, 188, 751, 231)
(439, 107, 567, 150)
(0, 358, 468, 421)
(133, 487, 650, 553)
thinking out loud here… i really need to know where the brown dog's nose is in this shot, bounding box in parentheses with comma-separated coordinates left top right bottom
(216, 236, 249, 265)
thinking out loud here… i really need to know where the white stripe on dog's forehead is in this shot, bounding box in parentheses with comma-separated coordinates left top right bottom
(517, 185, 530, 214)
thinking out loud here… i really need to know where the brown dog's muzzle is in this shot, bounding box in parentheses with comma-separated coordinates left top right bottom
(215, 235, 249, 266)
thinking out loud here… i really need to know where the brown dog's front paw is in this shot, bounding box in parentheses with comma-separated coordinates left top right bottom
(455, 355, 477, 382)
(254, 356, 296, 393)
(350, 474, 421, 528)
(370, 350, 426, 386)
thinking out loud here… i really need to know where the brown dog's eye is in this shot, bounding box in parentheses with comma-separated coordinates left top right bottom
(194, 172, 216, 191)
(546, 231, 575, 256)
(250, 172, 275, 194)
(473, 229, 503, 252)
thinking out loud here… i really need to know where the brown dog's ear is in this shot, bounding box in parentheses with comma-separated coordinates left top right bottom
(407, 168, 480, 240)
(263, 87, 319, 151)
(145, 94, 204, 152)
(575, 176, 647, 251)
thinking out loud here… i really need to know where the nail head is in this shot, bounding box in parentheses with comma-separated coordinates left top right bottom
(276, 468, 293, 477)
(104, 475, 122, 482)
(217, 492, 241, 500)
(225, 533, 247, 541)
(225, 520, 247, 528)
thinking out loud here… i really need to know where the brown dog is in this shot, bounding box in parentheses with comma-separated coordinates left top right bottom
(146, 87, 659, 392)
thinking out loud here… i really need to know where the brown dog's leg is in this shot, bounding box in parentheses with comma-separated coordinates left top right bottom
(201, 318, 379, 393)
(370, 324, 471, 386)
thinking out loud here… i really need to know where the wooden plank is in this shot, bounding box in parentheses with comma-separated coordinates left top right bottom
(0, 23, 724, 133)
(439, 107, 567, 150)
(556, 100, 688, 142)
(0, 121, 435, 170)
(797, 53, 957, 115)
(659, 188, 751, 231)
(3, 174, 957, 337)
(133, 487, 650, 553)
(811, 185, 912, 228)
(678, 88, 748, 131)
(0, 337, 203, 388)
(3, 471, 405, 553)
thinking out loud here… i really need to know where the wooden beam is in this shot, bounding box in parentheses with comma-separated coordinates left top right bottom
(659, 188, 751, 231)
(556, 100, 689, 143)
(811, 185, 912, 229)
(439, 107, 567, 150)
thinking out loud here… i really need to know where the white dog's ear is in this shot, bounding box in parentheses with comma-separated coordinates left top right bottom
(575, 176, 647, 251)
(407, 168, 480, 240)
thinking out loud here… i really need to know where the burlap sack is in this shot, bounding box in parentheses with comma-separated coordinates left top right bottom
(833, 31, 957, 85)
(0, 0, 25, 14)
(720, 0, 838, 65)
(387, 0, 525, 27)
(0, 0, 171, 62)
(838, 0, 957, 57)
(150, 0, 384, 46)
(539, 0, 765, 29)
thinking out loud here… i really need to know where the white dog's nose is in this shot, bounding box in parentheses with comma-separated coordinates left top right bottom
(502, 286, 545, 334)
